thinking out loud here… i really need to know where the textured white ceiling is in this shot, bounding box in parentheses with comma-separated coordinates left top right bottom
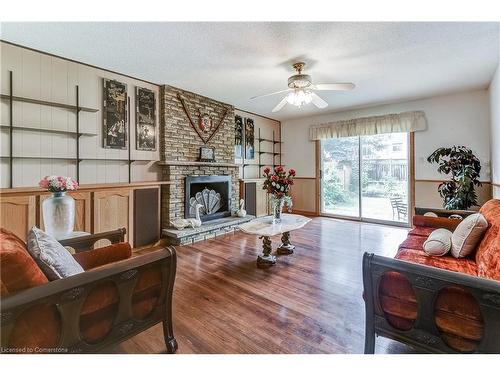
(1, 22, 499, 120)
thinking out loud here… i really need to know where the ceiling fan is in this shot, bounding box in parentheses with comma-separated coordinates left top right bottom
(251, 62, 355, 112)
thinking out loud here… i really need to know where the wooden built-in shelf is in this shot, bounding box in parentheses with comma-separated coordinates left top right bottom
(1, 156, 79, 161)
(0, 94, 98, 113)
(80, 159, 156, 163)
(0, 125, 97, 136)
(158, 160, 240, 168)
(2, 71, 155, 186)
(0, 156, 156, 163)
(258, 151, 282, 156)
(258, 138, 283, 144)
(241, 129, 282, 179)
(239, 178, 266, 182)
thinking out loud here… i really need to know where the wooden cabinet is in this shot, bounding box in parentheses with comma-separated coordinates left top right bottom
(0, 195, 36, 240)
(93, 189, 133, 245)
(0, 181, 169, 247)
(240, 179, 269, 217)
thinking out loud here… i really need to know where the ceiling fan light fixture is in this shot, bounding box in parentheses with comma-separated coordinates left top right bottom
(250, 61, 354, 113)
(286, 89, 313, 107)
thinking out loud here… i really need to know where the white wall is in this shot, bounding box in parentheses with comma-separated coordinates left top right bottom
(283, 89, 491, 180)
(490, 64, 500, 198)
(0, 42, 160, 188)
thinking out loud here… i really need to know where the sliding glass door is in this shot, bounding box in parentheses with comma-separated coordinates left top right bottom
(320, 132, 410, 226)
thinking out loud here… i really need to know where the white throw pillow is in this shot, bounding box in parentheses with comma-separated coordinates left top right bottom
(423, 228, 452, 256)
(451, 213, 488, 258)
(27, 226, 84, 280)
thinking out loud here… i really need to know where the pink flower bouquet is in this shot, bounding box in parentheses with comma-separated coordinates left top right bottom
(39, 176, 79, 193)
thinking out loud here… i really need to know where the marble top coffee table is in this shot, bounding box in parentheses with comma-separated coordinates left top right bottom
(238, 213, 311, 268)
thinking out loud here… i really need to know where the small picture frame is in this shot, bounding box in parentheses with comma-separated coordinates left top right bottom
(199, 146, 216, 162)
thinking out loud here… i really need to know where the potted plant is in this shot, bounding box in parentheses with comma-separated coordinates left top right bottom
(427, 146, 482, 210)
(262, 166, 295, 223)
(39, 176, 79, 239)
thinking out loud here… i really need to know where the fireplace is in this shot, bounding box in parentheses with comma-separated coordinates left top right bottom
(185, 175, 232, 222)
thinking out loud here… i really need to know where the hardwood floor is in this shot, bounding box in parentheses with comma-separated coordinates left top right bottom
(107, 216, 417, 354)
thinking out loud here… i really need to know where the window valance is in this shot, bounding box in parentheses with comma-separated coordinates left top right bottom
(309, 111, 427, 140)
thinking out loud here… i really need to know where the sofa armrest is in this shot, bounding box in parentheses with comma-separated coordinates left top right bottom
(415, 207, 477, 218)
(73, 242, 132, 270)
(362, 252, 500, 353)
(412, 215, 461, 231)
(59, 228, 126, 253)
(1, 246, 177, 353)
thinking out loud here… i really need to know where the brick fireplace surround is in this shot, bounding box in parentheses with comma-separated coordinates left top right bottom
(159, 85, 244, 243)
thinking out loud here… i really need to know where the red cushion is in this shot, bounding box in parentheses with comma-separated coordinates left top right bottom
(0, 228, 48, 296)
(476, 199, 500, 280)
(73, 242, 132, 270)
(397, 235, 426, 251)
(396, 248, 478, 276)
(408, 226, 435, 237)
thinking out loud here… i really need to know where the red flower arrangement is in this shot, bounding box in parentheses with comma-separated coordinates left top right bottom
(262, 166, 296, 199)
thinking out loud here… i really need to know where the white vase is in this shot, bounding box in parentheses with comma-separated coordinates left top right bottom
(42, 192, 75, 239)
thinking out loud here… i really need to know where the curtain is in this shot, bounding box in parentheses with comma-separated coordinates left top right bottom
(309, 111, 427, 140)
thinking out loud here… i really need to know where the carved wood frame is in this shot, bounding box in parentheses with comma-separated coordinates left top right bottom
(0, 229, 178, 354)
(362, 253, 500, 353)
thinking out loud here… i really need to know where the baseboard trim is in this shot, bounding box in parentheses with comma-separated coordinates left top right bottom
(291, 210, 318, 217)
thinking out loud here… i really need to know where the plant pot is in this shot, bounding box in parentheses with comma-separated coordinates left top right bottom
(42, 192, 75, 239)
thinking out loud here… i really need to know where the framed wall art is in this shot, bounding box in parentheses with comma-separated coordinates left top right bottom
(234, 115, 243, 159)
(245, 117, 255, 160)
(136, 87, 157, 151)
(103, 79, 128, 149)
(199, 146, 216, 162)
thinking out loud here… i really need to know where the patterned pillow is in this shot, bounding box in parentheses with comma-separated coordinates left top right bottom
(26, 227, 84, 280)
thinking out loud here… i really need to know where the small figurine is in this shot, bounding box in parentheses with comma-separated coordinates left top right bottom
(170, 218, 191, 230)
(236, 199, 247, 218)
(187, 203, 203, 228)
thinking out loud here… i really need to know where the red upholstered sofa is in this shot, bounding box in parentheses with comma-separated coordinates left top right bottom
(0, 228, 177, 353)
(363, 199, 500, 353)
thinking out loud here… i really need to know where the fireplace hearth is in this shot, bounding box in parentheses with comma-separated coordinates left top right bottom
(185, 175, 232, 222)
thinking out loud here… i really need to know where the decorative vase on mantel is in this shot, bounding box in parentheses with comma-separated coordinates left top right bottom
(39, 176, 79, 240)
(262, 165, 296, 224)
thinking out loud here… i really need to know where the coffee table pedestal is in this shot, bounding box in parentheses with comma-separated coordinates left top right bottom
(257, 236, 277, 268)
(277, 231, 295, 255)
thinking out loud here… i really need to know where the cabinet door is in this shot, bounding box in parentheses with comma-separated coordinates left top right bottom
(242, 182, 257, 216)
(39, 192, 91, 233)
(0, 195, 36, 241)
(93, 189, 133, 247)
(255, 180, 269, 217)
(133, 187, 160, 247)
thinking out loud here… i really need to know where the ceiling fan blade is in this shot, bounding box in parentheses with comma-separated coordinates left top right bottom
(313, 83, 355, 91)
(311, 92, 328, 109)
(272, 97, 288, 112)
(250, 89, 291, 100)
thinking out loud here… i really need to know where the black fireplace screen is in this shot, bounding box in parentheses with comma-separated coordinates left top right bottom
(185, 175, 232, 222)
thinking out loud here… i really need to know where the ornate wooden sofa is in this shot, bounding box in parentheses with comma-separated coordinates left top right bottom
(0, 227, 177, 354)
(363, 199, 500, 353)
